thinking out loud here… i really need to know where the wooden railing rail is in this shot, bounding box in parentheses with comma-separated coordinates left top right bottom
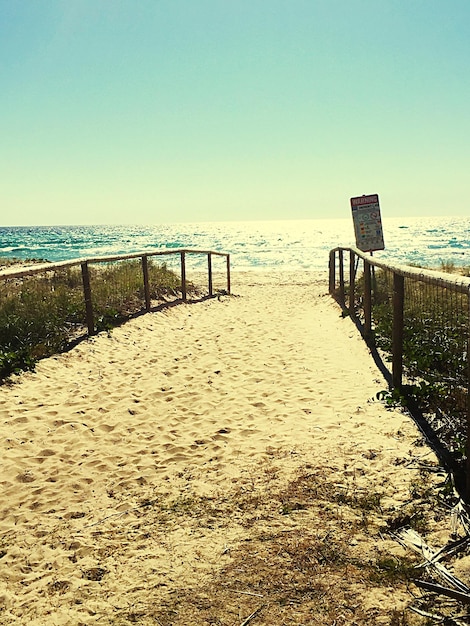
(329, 245, 470, 499)
(330, 245, 470, 387)
(1, 247, 231, 336)
(0, 248, 230, 279)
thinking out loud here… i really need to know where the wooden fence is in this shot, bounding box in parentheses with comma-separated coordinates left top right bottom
(0, 248, 230, 337)
(329, 246, 470, 499)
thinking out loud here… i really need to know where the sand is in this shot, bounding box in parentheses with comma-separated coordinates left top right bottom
(0, 271, 446, 625)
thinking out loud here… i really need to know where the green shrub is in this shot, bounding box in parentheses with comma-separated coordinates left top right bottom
(0, 349, 36, 379)
(355, 267, 469, 464)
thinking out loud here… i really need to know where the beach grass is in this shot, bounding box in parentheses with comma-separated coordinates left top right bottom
(0, 258, 183, 381)
(354, 267, 469, 474)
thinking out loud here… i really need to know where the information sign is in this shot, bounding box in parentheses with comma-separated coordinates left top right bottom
(350, 194, 385, 252)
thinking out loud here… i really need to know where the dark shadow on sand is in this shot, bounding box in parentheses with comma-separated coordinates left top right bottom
(62, 291, 228, 353)
(333, 294, 466, 499)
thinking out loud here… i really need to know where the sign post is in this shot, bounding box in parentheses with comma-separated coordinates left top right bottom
(350, 194, 385, 253)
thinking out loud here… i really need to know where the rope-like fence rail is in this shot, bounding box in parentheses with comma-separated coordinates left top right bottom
(0, 248, 230, 379)
(329, 246, 470, 500)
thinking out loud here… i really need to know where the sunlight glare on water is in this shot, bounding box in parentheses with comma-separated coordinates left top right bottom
(1, 216, 469, 272)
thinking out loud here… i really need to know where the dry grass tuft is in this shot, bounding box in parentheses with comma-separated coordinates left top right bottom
(2, 451, 446, 625)
(94, 460, 436, 626)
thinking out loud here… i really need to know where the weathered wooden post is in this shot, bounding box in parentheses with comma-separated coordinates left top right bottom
(392, 272, 405, 390)
(466, 286, 470, 502)
(226, 254, 231, 294)
(329, 250, 336, 294)
(363, 259, 372, 339)
(141, 255, 151, 311)
(208, 253, 213, 296)
(180, 251, 187, 301)
(349, 250, 356, 316)
(338, 249, 345, 307)
(81, 261, 95, 335)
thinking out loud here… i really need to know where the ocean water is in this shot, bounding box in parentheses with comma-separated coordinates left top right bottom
(0, 217, 469, 273)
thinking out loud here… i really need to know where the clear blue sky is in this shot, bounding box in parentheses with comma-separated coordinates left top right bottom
(1, 1, 469, 225)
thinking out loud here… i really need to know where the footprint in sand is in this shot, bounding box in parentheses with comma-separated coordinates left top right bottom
(15, 471, 35, 483)
(11, 415, 28, 425)
(98, 424, 115, 433)
(38, 449, 55, 457)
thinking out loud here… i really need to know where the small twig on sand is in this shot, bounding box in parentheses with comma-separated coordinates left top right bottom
(239, 605, 264, 626)
(410, 604, 468, 625)
(409, 605, 446, 621)
(229, 589, 264, 598)
(415, 580, 470, 605)
(82, 511, 128, 529)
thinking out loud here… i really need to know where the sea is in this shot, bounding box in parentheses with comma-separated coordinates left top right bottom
(1, 216, 469, 273)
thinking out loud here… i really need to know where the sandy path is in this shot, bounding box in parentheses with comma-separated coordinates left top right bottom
(0, 271, 440, 624)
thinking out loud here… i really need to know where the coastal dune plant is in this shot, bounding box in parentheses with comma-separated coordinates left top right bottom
(0, 268, 85, 367)
(90, 259, 184, 331)
(0, 259, 183, 381)
(354, 266, 469, 468)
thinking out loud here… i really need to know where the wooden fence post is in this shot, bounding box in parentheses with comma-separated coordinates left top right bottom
(339, 249, 345, 307)
(349, 250, 356, 316)
(329, 250, 336, 294)
(180, 251, 187, 301)
(392, 272, 405, 390)
(226, 254, 231, 294)
(208, 253, 213, 296)
(81, 261, 95, 335)
(466, 288, 470, 502)
(141, 255, 151, 311)
(363, 259, 372, 339)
